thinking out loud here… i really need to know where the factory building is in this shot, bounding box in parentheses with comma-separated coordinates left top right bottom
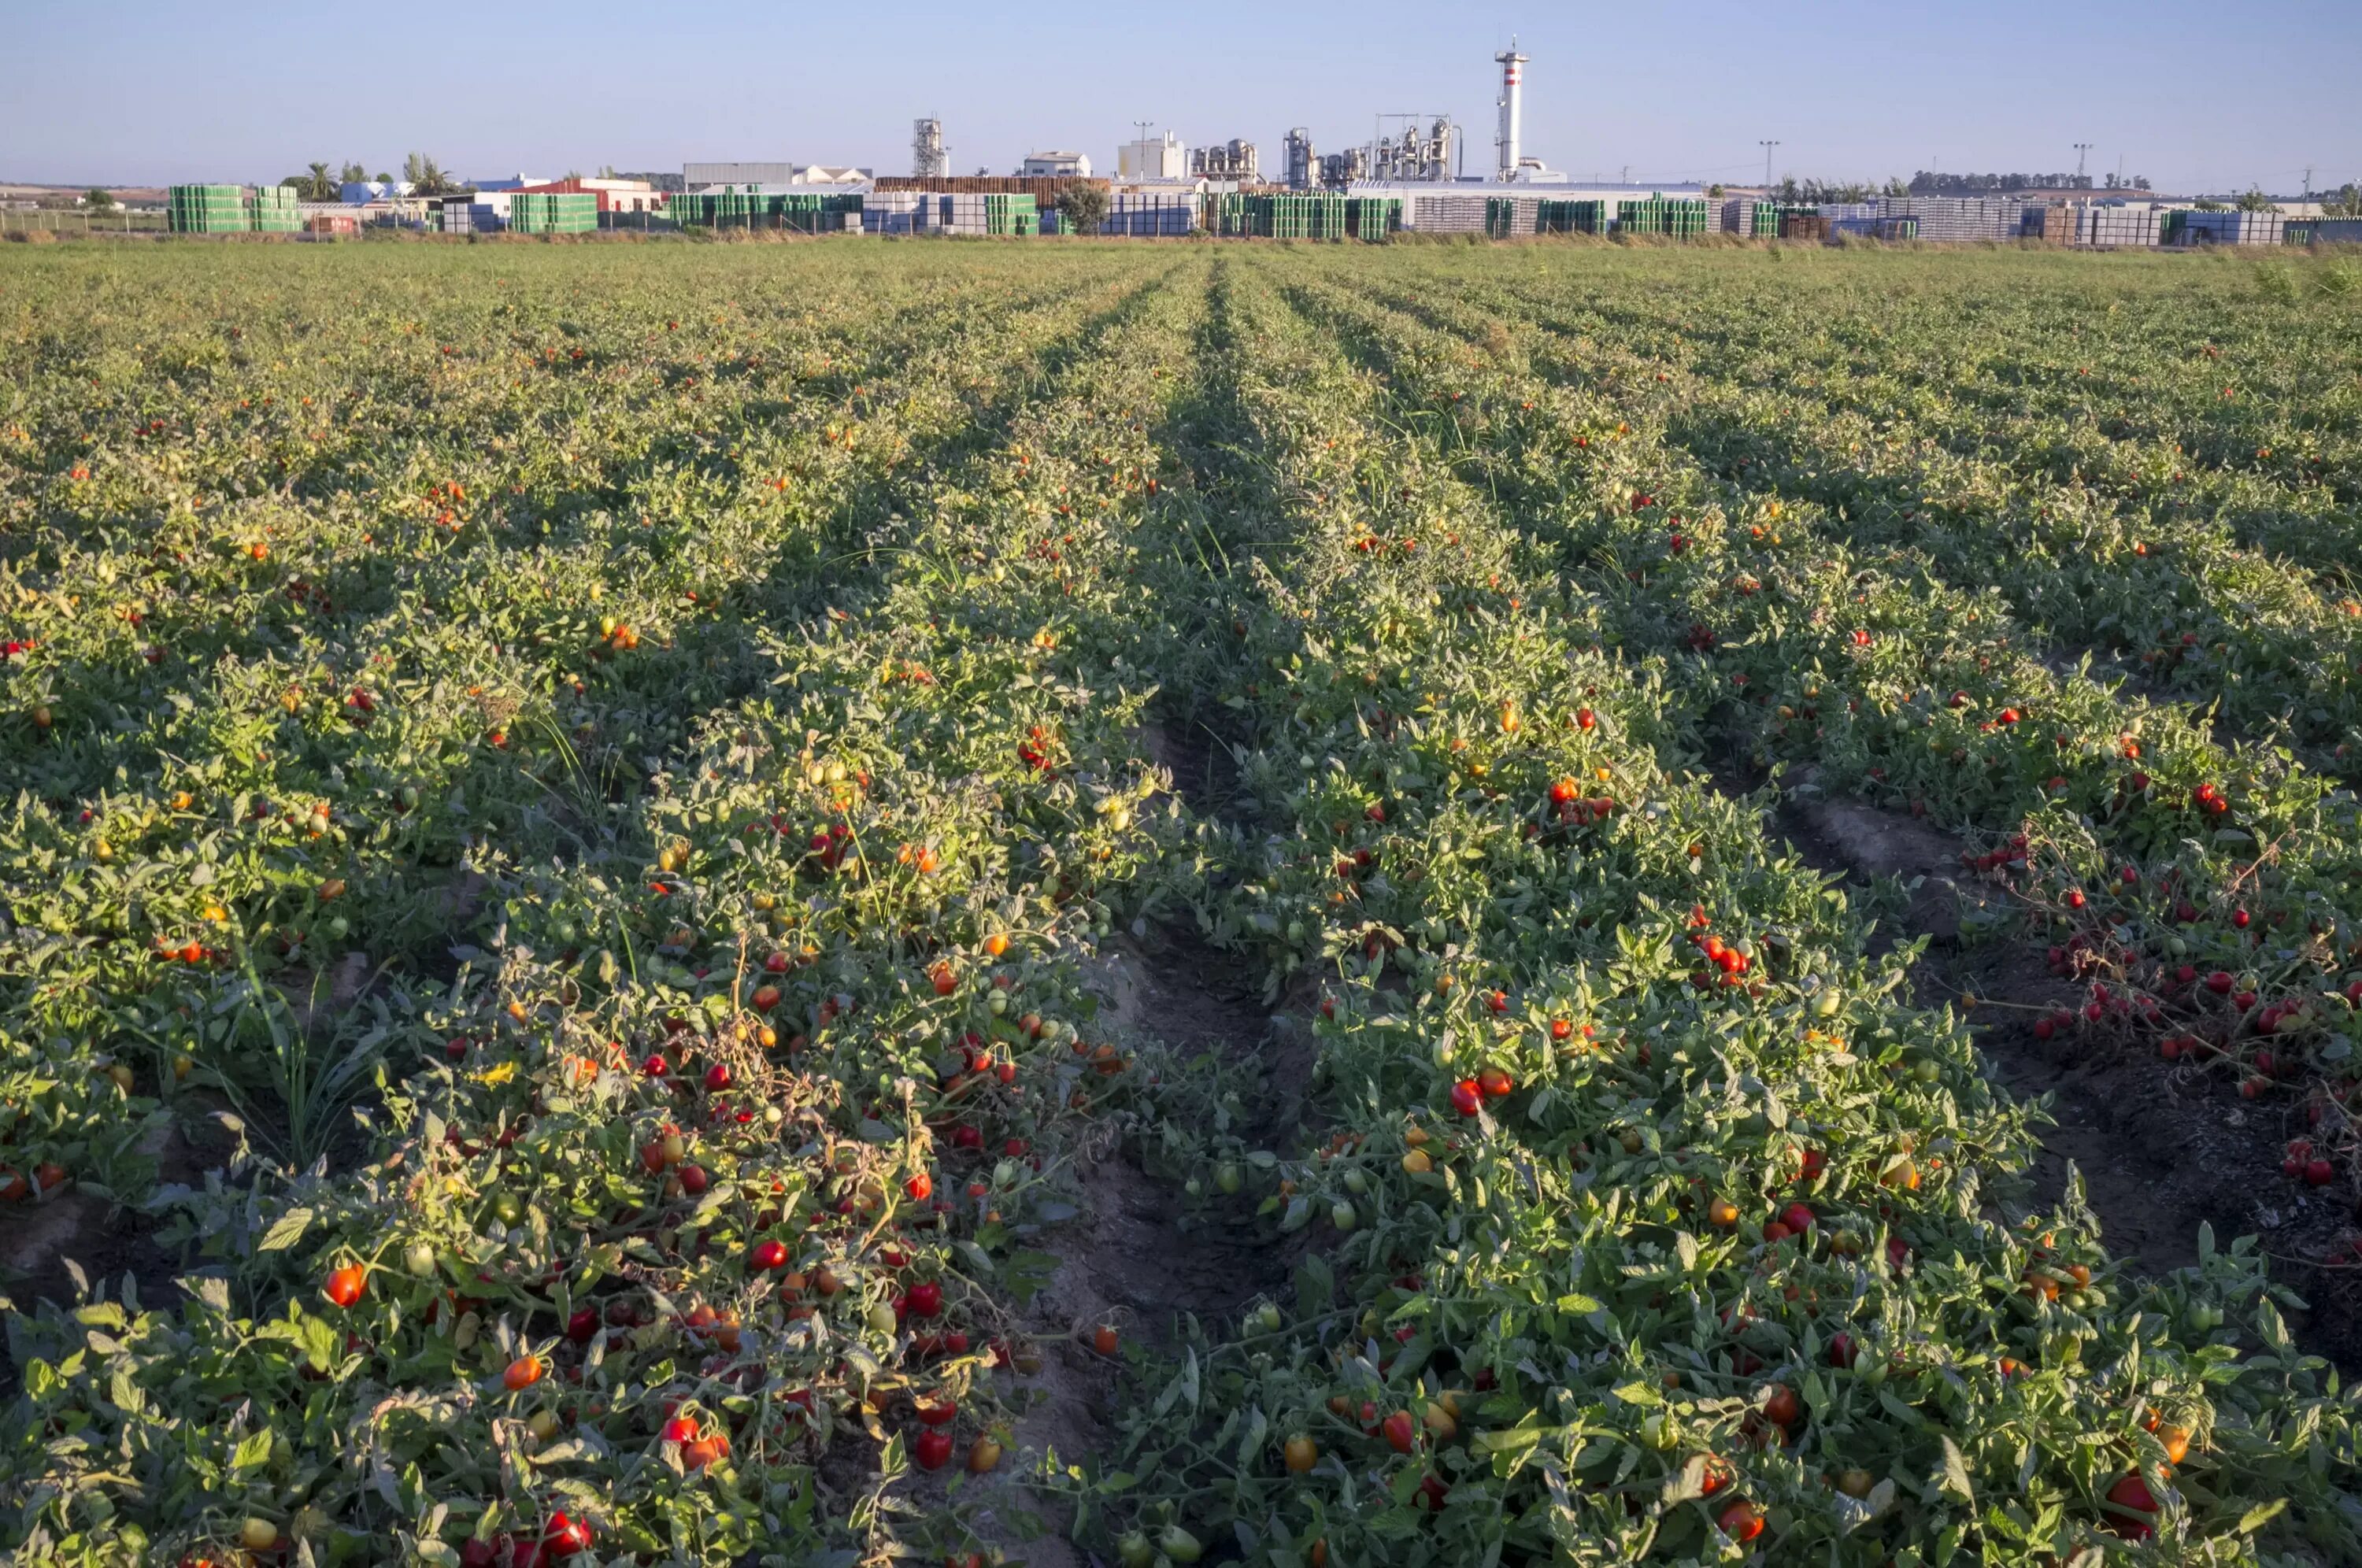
(1117, 131, 1188, 182)
(1021, 151, 1093, 178)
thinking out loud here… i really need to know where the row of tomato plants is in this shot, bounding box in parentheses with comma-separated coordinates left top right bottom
(1061, 254, 2360, 1565)
(0, 245, 1216, 1563)
(1, 250, 1113, 1194)
(1287, 260, 2362, 1209)
(1467, 252, 2362, 766)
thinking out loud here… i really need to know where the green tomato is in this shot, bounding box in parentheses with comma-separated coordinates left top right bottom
(1158, 1525, 1203, 1563)
(1342, 1168, 1369, 1195)
(1330, 1201, 1357, 1232)
(1215, 1162, 1242, 1195)
(867, 1302, 898, 1335)
(491, 1192, 523, 1226)
(405, 1241, 438, 1278)
(1253, 1302, 1283, 1333)
(1116, 1533, 1155, 1568)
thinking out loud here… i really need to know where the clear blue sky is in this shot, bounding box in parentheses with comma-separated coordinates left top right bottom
(6, 0, 2354, 196)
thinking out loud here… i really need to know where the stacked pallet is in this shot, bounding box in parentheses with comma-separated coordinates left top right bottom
(1718, 199, 1781, 237)
(1779, 210, 1828, 241)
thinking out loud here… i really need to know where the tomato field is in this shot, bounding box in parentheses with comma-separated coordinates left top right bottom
(3, 238, 2361, 1566)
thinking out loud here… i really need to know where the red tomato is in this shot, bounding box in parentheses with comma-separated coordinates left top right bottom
(906, 1281, 944, 1318)
(1716, 1501, 1764, 1543)
(1449, 1079, 1484, 1117)
(1382, 1410, 1417, 1454)
(324, 1264, 366, 1308)
(913, 1428, 955, 1470)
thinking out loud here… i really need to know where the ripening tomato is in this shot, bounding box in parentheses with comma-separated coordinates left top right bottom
(905, 1171, 934, 1201)
(1382, 1409, 1417, 1453)
(2105, 1471, 2158, 1539)
(1477, 1067, 1515, 1100)
(1092, 1323, 1120, 1355)
(543, 1511, 593, 1558)
(1761, 1383, 1801, 1428)
(1283, 1433, 1318, 1474)
(503, 1355, 545, 1391)
(1716, 1501, 1764, 1543)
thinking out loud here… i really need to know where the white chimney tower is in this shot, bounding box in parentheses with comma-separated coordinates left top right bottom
(1494, 38, 1527, 182)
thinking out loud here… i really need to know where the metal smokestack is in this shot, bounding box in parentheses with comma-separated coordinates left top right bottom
(1494, 38, 1527, 182)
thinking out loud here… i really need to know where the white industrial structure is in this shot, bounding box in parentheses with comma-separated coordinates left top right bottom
(1021, 150, 1093, 178)
(1190, 140, 1260, 181)
(1283, 128, 1316, 190)
(1494, 38, 1527, 181)
(912, 120, 948, 179)
(1118, 131, 1188, 182)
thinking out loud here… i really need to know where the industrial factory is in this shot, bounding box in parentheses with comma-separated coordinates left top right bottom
(157, 39, 2351, 248)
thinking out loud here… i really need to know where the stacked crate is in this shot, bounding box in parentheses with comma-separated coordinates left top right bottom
(1831, 215, 1918, 242)
(1483, 196, 1544, 238)
(1346, 197, 1399, 240)
(981, 194, 1035, 235)
(1411, 194, 1489, 235)
(780, 192, 862, 233)
(2292, 218, 2362, 246)
(861, 190, 924, 235)
(1103, 190, 1196, 236)
(511, 191, 598, 234)
(2082, 204, 2164, 248)
(2170, 209, 2283, 246)
(167, 184, 250, 234)
(1778, 209, 1827, 241)
(1216, 194, 1346, 238)
(1876, 195, 2020, 242)
(1718, 199, 1781, 237)
(250, 186, 300, 232)
(1615, 196, 1708, 238)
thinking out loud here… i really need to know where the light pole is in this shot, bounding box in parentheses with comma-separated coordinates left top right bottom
(1760, 140, 1780, 190)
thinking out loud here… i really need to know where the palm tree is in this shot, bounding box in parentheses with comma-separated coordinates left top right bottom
(304, 162, 335, 202)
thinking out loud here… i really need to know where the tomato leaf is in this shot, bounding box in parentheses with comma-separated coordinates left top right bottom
(258, 1205, 314, 1252)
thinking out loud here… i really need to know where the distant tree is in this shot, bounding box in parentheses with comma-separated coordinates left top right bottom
(290, 161, 335, 201)
(84, 187, 115, 213)
(2193, 199, 2227, 213)
(400, 153, 457, 197)
(2133, 176, 2151, 191)
(2236, 187, 2274, 213)
(339, 161, 368, 185)
(1882, 176, 1908, 197)
(1055, 183, 1108, 235)
(373, 171, 392, 184)
(1705, 183, 1724, 201)
(2328, 183, 2362, 218)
